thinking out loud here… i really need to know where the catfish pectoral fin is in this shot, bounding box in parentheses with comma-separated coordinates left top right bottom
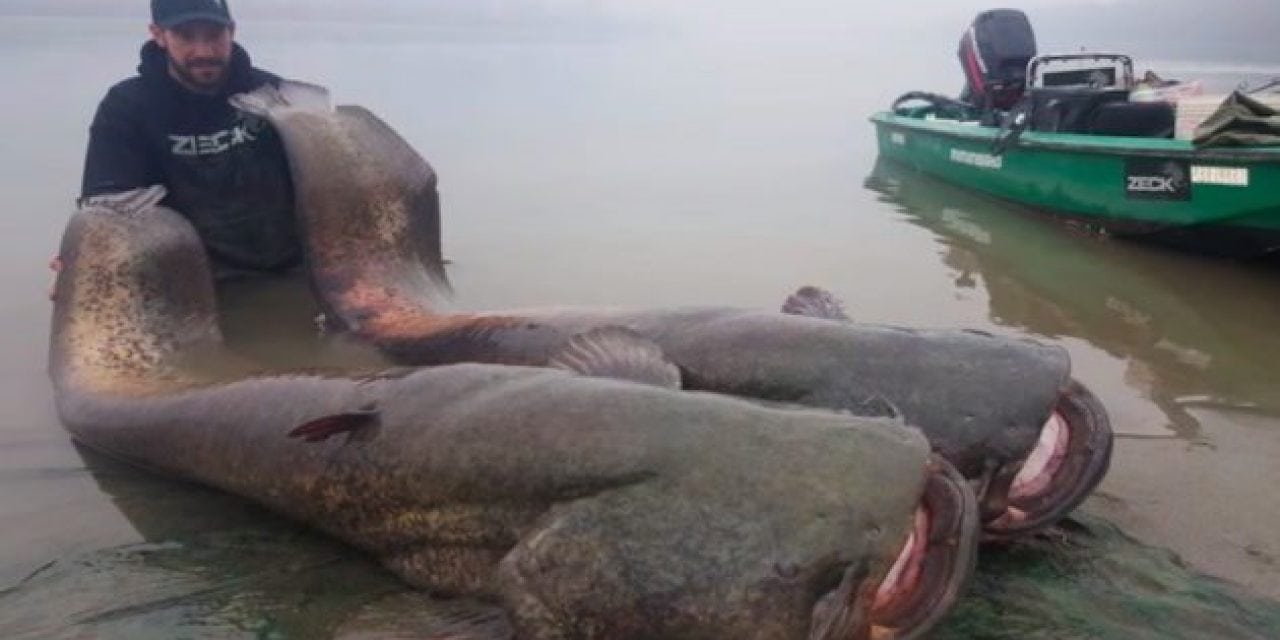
(781, 286, 852, 321)
(288, 408, 380, 443)
(548, 326, 681, 389)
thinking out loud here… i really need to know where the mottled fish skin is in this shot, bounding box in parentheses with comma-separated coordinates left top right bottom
(377, 308, 1073, 480)
(245, 80, 1107, 531)
(48, 191, 977, 639)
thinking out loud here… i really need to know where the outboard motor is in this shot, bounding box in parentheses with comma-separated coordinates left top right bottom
(959, 9, 1037, 112)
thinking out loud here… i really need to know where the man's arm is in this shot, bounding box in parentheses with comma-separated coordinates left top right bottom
(80, 87, 156, 199)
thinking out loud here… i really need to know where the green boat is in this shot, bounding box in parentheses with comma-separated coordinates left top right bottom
(871, 9, 1280, 259)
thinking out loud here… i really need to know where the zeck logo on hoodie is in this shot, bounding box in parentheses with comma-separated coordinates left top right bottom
(169, 123, 257, 157)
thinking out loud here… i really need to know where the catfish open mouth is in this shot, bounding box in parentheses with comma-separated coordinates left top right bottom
(812, 456, 979, 640)
(983, 379, 1114, 539)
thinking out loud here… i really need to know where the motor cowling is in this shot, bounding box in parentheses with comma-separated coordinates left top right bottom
(959, 9, 1037, 111)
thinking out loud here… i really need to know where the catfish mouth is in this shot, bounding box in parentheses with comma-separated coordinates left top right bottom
(983, 379, 1114, 539)
(812, 456, 979, 640)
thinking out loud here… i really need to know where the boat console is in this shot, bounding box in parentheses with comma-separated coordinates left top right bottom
(1025, 54, 1173, 138)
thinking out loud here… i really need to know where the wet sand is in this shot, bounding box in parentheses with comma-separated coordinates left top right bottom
(1088, 407, 1280, 601)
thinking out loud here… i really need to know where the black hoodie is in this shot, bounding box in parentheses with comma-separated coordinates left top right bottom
(81, 41, 301, 278)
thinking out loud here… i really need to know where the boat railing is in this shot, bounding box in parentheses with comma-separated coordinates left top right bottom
(1028, 53, 1135, 91)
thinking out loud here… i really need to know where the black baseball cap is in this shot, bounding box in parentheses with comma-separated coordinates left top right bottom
(151, 0, 233, 28)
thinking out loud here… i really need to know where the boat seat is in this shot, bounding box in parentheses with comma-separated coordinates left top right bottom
(1029, 87, 1129, 134)
(1088, 101, 1175, 138)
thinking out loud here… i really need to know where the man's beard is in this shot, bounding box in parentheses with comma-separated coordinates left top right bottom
(170, 55, 229, 91)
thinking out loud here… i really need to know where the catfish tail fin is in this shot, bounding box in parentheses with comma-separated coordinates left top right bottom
(230, 79, 333, 118)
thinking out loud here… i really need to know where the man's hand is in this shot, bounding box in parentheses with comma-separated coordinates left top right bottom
(48, 256, 62, 301)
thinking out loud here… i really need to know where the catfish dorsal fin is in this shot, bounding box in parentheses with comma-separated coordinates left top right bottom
(549, 326, 682, 389)
(289, 406, 380, 443)
(229, 79, 333, 118)
(781, 286, 851, 322)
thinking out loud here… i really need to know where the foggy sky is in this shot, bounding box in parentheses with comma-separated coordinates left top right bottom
(3, 0, 1277, 61)
(0, 0, 1264, 27)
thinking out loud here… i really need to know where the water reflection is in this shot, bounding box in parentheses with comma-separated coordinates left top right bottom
(216, 273, 392, 372)
(865, 157, 1280, 439)
(865, 157, 1280, 602)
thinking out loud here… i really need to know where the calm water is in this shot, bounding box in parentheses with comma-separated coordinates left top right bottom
(2, 14, 1280, 639)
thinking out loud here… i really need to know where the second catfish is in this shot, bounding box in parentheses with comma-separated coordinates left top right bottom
(232, 81, 1114, 537)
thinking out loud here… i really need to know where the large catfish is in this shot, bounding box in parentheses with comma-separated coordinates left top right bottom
(48, 188, 979, 639)
(232, 81, 1113, 538)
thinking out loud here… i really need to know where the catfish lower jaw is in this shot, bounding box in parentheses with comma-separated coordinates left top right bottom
(813, 456, 978, 640)
(982, 380, 1115, 539)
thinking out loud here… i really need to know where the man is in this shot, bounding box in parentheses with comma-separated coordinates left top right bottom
(77, 0, 301, 280)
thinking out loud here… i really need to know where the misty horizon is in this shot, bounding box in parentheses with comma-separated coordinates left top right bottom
(2, 1, 1277, 63)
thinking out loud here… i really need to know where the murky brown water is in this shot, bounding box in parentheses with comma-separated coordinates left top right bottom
(2, 14, 1279, 639)
(866, 159, 1280, 603)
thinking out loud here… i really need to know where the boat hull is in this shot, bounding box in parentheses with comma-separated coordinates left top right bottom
(870, 112, 1280, 259)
